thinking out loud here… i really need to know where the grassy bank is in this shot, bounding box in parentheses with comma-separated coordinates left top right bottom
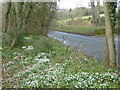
(54, 25, 106, 36)
(2, 35, 118, 88)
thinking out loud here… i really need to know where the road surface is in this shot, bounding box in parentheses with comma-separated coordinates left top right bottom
(48, 31, 119, 64)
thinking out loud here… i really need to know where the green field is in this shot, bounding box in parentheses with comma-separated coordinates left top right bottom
(81, 14, 104, 20)
(57, 14, 104, 24)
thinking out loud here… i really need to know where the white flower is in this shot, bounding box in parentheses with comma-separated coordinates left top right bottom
(34, 58, 49, 63)
(111, 75, 115, 79)
(22, 46, 27, 49)
(96, 73, 99, 75)
(25, 46, 34, 50)
(6, 61, 14, 66)
(84, 58, 88, 61)
(105, 73, 109, 76)
(100, 83, 107, 86)
(0, 47, 2, 50)
(89, 76, 92, 79)
(37, 53, 47, 56)
(24, 37, 32, 40)
(78, 82, 81, 85)
(13, 52, 22, 56)
(75, 85, 78, 88)
(40, 53, 46, 55)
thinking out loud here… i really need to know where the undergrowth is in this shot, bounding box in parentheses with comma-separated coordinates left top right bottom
(2, 35, 119, 88)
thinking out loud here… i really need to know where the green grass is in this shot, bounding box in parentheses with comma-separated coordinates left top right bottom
(54, 25, 106, 35)
(57, 14, 104, 24)
(82, 14, 104, 20)
(2, 35, 119, 88)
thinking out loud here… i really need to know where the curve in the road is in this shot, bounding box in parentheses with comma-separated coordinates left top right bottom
(48, 31, 119, 65)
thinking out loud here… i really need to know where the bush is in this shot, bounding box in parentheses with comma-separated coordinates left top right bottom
(99, 17, 105, 25)
(16, 30, 26, 46)
(3, 29, 26, 47)
(2, 33, 12, 46)
(27, 36, 55, 53)
(95, 29, 105, 35)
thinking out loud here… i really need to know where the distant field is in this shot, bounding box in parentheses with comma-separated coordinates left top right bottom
(57, 14, 104, 24)
(81, 14, 104, 20)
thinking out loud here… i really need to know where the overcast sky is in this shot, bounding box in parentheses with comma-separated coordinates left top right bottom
(57, 0, 106, 9)
(57, 0, 91, 9)
(0, 0, 119, 9)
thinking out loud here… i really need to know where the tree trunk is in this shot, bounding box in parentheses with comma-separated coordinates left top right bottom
(91, 1, 96, 24)
(11, 33, 18, 48)
(96, 0, 100, 24)
(117, 6, 120, 67)
(104, 37, 109, 66)
(4, 3, 12, 32)
(104, 2, 116, 67)
(90, 0, 100, 26)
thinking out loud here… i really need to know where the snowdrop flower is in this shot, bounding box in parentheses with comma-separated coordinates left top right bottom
(0, 47, 2, 50)
(24, 37, 32, 40)
(98, 81, 100, 82)
(78, 82, 81, 85)
(96, 73, 99, 75)
(37, 53, 47, 58)
(85, 84, 88, 87)
(13, 52, 17, 55)
(40, 53, 46, 55)
(111, 75, 115, 79)
(84, 58, 88, 61)
(105, 73, 109, 76)
(75, 85, 78, 88)
(113, 80, 116, 82)
(100, 83, 107, 86)
(82, 72, 88, 75)
(53, 37, 57, 39)
(13, 52, 22, 56)
(25, 46, 34, 50)
(35, 58, 49, 63)
(89, 76, 92, 79)
(41, 58, 49, 62)
(22, 46, 27, 49)
(56, 63, 60, 66)
(6, 61, 14, 66)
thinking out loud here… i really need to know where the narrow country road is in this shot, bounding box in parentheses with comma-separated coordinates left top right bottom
(48, 31, 119, 64)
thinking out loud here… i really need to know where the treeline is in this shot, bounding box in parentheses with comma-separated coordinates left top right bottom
(2, 1, 57, 47)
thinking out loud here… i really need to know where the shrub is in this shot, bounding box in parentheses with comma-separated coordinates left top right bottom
(31, 36, 55, 53)
(95, 29, 105, 35)
(2, 33, 12, 46)
(4, 29, 26, 47)
(99, 17, 105, 25)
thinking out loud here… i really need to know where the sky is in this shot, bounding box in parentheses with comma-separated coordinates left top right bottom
(57, 0, 91, 9)
(0, 0, 91, 8)
(0, 0, 119, 9)
(57, 0, 120, 9)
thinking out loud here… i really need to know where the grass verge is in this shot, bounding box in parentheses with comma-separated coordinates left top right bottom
(54, 25, 119, 36)
(54, 25, 106, 36)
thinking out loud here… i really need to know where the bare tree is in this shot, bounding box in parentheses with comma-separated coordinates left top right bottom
(90, 0, 100, 25)
(11, 1, 33, 47)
